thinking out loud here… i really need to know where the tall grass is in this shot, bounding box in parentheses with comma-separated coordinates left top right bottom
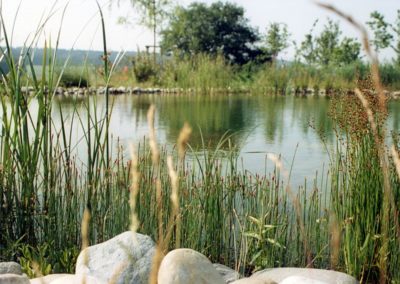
(160, 53, 236, 93)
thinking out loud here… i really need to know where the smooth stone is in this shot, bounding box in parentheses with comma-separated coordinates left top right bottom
(0, 262, 22, 275)
(117, 87, 126, 93)
(0, 273, 30, 284)
(158, 248, 225, 284)
(232, 278, 277, 284)
(247, 268, 358, 284)
(50, 274, 104, 284)
(132, 87, 142, 94)
(75, 231, 155, 284)
(280, 276, 329, 284)
(213, 264, 241, 283)
(30, 274, 71, 284)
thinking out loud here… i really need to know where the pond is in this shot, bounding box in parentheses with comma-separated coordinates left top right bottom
(52, 94, 400, 189)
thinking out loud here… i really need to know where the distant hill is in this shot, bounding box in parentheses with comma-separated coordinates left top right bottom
(0, 47, 137, 72)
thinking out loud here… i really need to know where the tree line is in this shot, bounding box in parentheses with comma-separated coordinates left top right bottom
(115, 1, 400, 66)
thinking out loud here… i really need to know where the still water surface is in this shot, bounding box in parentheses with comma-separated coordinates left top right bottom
(53, 94, 400, 188)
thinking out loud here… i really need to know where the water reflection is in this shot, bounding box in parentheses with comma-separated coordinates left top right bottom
(50, 94, 399, 187)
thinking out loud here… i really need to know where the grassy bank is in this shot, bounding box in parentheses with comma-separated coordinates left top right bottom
(66, 52, 400, 94)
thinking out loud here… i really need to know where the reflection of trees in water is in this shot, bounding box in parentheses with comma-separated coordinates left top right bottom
(253, 95, 334, 144)
(55, 94, 397, 153)
(256, 96, 285, 142)
(157, 95, 255, 150)
(291, 96, 334, 142)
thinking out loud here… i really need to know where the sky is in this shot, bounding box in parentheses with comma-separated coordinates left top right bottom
(2, 0, 399, 61)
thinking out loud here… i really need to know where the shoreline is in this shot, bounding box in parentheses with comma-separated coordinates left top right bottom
(19, 86, 400, 99)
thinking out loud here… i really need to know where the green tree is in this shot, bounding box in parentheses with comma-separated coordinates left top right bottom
(333, 37, 361, 66)
(367, 11, 393, 52)
(367, 10, 400, 63)
(161, 2, 265, 65)
(115, 0, 173, 63)
(297, 19, 361, 66)
(296, 20, 319, 64)
(315, 19, 341, 65)
(265, 23, 290, 62)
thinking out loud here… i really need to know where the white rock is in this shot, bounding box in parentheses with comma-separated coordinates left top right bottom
(50, 274, 104, 284)
(117, 87, 126, 93)
(0, 262, 22, 275)
(280, 276, 329, 284)
(30, 274, 71, 284)
(158, 249, 225, 284)
(240, 268, 357, 284)
(0, 273, 30, 284)
(75, 231, 155, 284)
(213, 263, 241, 283)
(232, 277, 277, 284)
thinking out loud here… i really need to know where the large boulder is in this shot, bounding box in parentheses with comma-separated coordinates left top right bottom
(0, 262, 22, 275)
(232, 268, 358, 284)
(280, 276, 331, 284)
(75, 231, 155, 284)
(50, 274, 104, 284)
(0, 274, 29, 284)
(30, 274, 72, 284)
(232, 277, 277, 284)
(158, 249, 225, 284)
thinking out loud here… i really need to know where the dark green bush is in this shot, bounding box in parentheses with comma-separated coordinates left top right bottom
(60, 68, 89, 87)
(132, 52, 158, 83)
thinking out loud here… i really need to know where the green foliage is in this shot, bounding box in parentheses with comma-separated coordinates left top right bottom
(379, 63, 400, 89)
(315, 19, 341, 65)
(332, 37, 361, 66)
(244, 215, 285, 271)
(297, 19, 361, 66)
(296, 20, 319, 65)
(329, 89, 400, 282)
(132, 52, 158, 83)
(59, 67, 89, 87)
(161, 1, 266, 65)
(367, 11, 393, 51)
(160, 53, 235, 92)
(19, 244, 53, 278)
(265, 23, 290, 61)
(124, 0, 172, 29)
(18, 243, 78, 277)
(367, 10, 400, 63)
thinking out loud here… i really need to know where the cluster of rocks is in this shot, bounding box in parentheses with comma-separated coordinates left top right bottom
(19, 85, 400, 99)
(1, 231, 358, 284)
(21, 86, 187, 96)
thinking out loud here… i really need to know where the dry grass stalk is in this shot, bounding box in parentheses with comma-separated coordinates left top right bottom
(31, 262, 43, 280)
(147, 105, 160, 166)
(147, 105, 166, 284)
(392, 145, 400, 180)
(329, 214, 340, 270)
(129, 144, 140, 234)
(81, 208, 91, 284)
(148, 116, 191, 283)
(177, 122, 192, 160)
(165, 156, 179, 248)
